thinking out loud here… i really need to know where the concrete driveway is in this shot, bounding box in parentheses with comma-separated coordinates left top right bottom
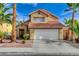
(32, 41, 79, 55)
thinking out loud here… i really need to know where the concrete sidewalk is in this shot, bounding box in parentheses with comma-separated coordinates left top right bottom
(0, 48, 33, 52)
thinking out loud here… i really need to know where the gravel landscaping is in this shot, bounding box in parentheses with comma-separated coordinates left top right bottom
(0, 39, 33, 47)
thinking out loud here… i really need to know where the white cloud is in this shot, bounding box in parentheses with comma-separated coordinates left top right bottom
(61, 11, 72, 16)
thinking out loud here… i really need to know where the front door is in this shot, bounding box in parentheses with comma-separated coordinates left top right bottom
(19, 29, 24, 38)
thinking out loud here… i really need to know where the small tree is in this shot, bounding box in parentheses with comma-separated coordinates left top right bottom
(64, 3, 79, 40)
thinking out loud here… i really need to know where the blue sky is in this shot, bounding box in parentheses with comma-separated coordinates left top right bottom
(7, 3, 79, 23)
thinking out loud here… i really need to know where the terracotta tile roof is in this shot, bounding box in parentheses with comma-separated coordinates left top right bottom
(16, 19, 30, 27)
(29, 9, 58, 19)
(28, 21, 65, 29)
(17, 9, 64, 29)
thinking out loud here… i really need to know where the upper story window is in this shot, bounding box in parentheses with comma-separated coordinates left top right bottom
(33, 17, 45, 23)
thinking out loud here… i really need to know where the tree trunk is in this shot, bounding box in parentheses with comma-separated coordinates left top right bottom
(71, 10, 75, 41)
(11, 3, 16, 42)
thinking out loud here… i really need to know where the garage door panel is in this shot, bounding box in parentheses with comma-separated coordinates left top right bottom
(34, 29, 58, 41)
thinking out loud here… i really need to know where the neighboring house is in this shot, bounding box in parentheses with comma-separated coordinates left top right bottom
(0, 23, 12, 33)
(16, 9, 64, 41)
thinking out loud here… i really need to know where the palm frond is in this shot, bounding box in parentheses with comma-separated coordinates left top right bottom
(2, 7, 12, 13)
(67, 3, 73, 7)
(64, 3, 79, 13)
(73, 20, 79, 37)
(5, 13, 13, 18)
(0, 3, 4, 9)
(0, 3, 13, 24)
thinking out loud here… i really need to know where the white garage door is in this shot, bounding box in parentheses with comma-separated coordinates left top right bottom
(34, 29, 59, 41)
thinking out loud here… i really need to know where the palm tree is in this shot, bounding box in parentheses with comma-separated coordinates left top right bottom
(0, 3, 12, 25)
(72, 20, 79, 43)
(64, 18, 79, 42)
(73, 20, 79, 39)
(64, 18, 72, 28)
(0, 3, 13, 42)
(64, 18, 79, 29)
(64, 3, 79, 40)
(11, 3, 16, 42)
(64, 18, 79, 40)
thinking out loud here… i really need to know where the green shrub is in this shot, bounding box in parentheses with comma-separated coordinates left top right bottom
(23, 33, 29, 40)
(21, 33, 29, 44)
(0, 31, 4, 38)
(3, 32, 11, 39)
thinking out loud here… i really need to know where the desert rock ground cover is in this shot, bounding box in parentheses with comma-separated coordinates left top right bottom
(0, 39, 33, 47)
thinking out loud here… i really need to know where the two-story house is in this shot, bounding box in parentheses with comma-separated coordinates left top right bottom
(17, 9, 64, 42)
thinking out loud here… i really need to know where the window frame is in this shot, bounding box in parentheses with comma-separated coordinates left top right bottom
(33, 17, 46, 23)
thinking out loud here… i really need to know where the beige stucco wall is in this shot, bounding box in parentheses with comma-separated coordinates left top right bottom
(30, 29, 35, 40)
(59, 29, 63, 40)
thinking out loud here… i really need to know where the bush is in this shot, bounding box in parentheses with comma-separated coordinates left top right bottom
(4, 32, 11, 39)
(23, 33, 29, 40)
(21, 33, 29, 44)
(0, 31, 4, 38)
